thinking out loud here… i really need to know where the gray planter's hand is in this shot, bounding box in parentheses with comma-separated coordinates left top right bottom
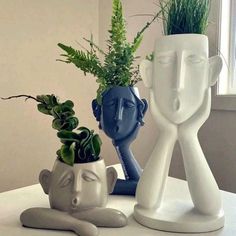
(71, 207, 127, 227)
(20, 207, 98, 236)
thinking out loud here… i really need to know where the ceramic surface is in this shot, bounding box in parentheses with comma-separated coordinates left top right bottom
(135, 34, 224, 233)
(92, 86, 148, 195)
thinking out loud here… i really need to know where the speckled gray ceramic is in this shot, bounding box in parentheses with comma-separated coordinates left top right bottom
(20, 159, 127, 236)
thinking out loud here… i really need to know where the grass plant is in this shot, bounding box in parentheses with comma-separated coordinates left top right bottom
(159, 0, 211, 35)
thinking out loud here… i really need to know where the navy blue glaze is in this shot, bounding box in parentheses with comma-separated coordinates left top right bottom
(92, 86, 148, 195)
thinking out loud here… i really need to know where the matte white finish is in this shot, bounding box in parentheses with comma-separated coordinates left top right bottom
(0, 171, 236, 236)
(135, 34, 224, 232)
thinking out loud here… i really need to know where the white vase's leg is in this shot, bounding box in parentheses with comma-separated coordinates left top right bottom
(179, 135, 222, 215)
(136, 132, 176, 209)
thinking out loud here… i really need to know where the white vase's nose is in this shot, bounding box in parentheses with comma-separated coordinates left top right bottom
(174, 51, 185, 91)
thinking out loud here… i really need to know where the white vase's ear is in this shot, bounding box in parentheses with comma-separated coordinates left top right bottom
(106, 167, 117, 194)
(139, 59, 153, 88)
(39, 169, 52, 194)
(209, 55, 223, 86)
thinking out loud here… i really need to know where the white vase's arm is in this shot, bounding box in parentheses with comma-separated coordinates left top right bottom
(136, 131, 176, 209)
(20, 207, 98, 236)
(179, 136, 222, 215)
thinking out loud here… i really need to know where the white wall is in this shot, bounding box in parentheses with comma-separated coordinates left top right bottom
(1, 0, 235, 194)
(0, 0, 99, 192)
(99, 0, 236, 194)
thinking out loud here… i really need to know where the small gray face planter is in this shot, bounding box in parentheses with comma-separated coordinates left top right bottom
(92, 86, 148, 195)
(20, 159, 127, 236)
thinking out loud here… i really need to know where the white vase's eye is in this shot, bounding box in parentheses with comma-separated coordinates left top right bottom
(157, 55, 176, 65)
(82, 171, 99, 182)
(186, 55, 205, 64)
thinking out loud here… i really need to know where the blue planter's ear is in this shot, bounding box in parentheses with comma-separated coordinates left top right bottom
(140, 59, 153, 88)
(209, 55, 223, 86)
(106, 167, 118, 194)
(141, 99, 148, 116)
(92, 99, 101, 122)
(39, 169, 52, 194)
(137, 99, 148, 126)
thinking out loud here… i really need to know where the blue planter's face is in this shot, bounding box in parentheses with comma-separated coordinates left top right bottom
(101, 87, 139, 140)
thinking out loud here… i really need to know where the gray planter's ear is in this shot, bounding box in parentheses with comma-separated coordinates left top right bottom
(209, 55, 223, 86)
(106, 167, 118, 194)
(39, 169, 52, 194)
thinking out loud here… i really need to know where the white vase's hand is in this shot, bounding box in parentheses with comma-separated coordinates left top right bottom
(149, 90, 177, 136)
(136, 91, 177, 209)
(178, 89, 211, 137)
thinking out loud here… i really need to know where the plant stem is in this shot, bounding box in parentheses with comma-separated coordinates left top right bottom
(1, 95, 42, 103)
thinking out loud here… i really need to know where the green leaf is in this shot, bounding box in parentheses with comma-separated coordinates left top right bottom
(49, 95, 59, 106)
(62, 117, 79, 130)
(57, 130, 80, 142)
(91, 134, 102, 157)
(37, 104, 51, 115)
(58, 43, 77, 55)
(52, 118, 63, 130)
(60, 144, 75, 166)
(131, 35, 143, 53)
(64, 100, 74, 108)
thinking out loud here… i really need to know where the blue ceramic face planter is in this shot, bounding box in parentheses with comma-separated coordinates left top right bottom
(92, 86, 148, 195)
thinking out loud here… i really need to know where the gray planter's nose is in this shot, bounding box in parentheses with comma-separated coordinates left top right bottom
(71, 196, 80, 208)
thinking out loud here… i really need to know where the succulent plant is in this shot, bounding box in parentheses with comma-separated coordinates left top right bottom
(1, 94, 102, 166)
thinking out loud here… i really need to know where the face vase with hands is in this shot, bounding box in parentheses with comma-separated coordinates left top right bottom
(20, 159, 127, 236)
(136, 34, 223, 221)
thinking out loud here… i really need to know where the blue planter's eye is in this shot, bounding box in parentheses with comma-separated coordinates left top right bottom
(103, 99, 116, 107)
(124, 100, 135, 108)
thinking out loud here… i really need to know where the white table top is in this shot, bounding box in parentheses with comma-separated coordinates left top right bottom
(0, 174, 236, 235)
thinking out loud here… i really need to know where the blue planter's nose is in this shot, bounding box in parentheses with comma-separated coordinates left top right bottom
(114, 98, 124, 121)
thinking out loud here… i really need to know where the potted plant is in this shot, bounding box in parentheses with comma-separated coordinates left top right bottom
(135, 0, 224, 233)
(2, 94, 127, 236)
(57, 0, 163, 195)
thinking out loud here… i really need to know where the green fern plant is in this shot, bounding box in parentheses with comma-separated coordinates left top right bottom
(1, 95, 102, 166)
(159, 0, 211, 35)
(57, 0, 162, 104)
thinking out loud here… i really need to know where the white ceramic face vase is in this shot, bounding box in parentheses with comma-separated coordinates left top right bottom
(39, 159, 117, 213)
(141, 34, 222, 124)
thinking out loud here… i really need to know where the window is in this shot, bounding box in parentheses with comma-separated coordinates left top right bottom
(217, 0, 236, 95)
(212, 0, 236, 110)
